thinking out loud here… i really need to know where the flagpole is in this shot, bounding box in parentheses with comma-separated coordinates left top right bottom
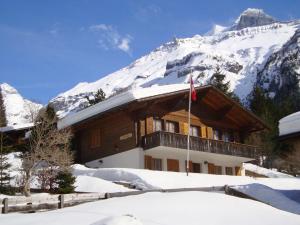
(186, 73, 192, 176)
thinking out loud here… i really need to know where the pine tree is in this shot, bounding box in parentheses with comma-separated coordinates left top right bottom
(209, 67, 241, 102)
(0, 88, 7, 127)
(247, 85, 295, 168)
(0, 132, 13, 194)
(55, 170, 76, 194)
(85, 89, 106, 106)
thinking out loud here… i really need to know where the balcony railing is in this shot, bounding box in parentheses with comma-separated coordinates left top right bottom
(142, 131, 260, 159)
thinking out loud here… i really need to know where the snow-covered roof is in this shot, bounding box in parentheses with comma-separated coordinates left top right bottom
(279, 111, 300, 137)
(58, 84, 199, 129)
(0, 122, 34, 133)
(243, 163, 292, 178)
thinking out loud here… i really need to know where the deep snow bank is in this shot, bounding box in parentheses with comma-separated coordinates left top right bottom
(1, 192, 300, 225)
(72, 164, 300, 191)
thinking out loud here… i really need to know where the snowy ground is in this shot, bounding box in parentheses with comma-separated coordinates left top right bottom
(2, 152, 300, 223)
(5, 152, 132, 194)
(72, 164, 300, 191)
(232, 183, 300, 215)
(1, 191, 300, 225)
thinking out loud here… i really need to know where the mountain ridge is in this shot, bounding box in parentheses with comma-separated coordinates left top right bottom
(50, 9, 300, 118)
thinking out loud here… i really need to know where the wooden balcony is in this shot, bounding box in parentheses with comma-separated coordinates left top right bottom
(142, 131, 260, 159)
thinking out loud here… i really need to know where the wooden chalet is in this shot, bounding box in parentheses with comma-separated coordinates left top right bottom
(58, 84, 267, 175)
(278, 112, 300, 174)
(0, 123, 33, 150)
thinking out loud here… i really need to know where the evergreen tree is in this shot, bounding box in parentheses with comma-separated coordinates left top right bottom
(0, 132, 13, 194)
(209, 67, 241, 102)
(0, 89, 7, 127)
(55, 170, 76, 194)
(85, 89, 106, 106)
(247, 86, 295, 168)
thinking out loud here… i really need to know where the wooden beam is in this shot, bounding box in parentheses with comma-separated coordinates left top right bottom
(197, 88, 210, 104)
(216, 105, 234, 120)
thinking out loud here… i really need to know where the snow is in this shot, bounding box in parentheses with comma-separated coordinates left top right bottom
(0, 123, 34, 132)
(205, 24, 228, 36)
(92, 215, 143, 225)
(243, 163, 292, 178)
(51, 12, 300, 118)
(279, 111, 300, 136)
(57, 83, 197, 129)
(5, 153, 300, 194)
(75, 175, 132, 193)
(72, 165, 300, 191)
(232, 183, 300, 215)
(1, 191, 300, 225)
(0, 83, 43, 127)
(4, 152, 131, 193)
(2, 154, 300, 223)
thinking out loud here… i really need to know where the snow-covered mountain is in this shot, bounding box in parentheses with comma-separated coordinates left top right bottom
(257, 28, 300, 98)
(0, 83, 43, 127)
(51, 8, 300, 118)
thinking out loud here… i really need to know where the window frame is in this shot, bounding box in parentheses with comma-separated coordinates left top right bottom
(165, 120, 179, 133)
(190, 125, 200, 137)
(152, 158, 163, 171)
(225, 167, 233, 175)
(153, 118, 163, 132)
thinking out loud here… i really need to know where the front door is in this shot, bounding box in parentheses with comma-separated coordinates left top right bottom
(144, 155, 153, 170)
(167, 159, 179, 172)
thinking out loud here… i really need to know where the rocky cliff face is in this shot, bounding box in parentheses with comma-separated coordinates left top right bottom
(256, 28, 300, 100)
(233, 8, 276, 30)
(50, 9, 300, 118)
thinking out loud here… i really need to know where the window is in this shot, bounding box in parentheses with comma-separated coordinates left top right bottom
(192, 163, 201, 173)
(223, 131, 230, 142)
(215, 166, 222, 175)
(90, 128, 101, 148)
(225, 167, 233, 175)
(190, 125, 199, 137)
(152, 158, 162, 171)
(213, 129, 222, 140)
(229, 131, 235, 142)
(153, 118, 162, 132)
(165, 121, 178, 133)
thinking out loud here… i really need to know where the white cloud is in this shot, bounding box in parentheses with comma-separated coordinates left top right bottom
(134, 5, 162, 22)
(89, 24, 133, 54)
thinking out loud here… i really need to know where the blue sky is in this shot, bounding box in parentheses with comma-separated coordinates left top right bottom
(1, 0, 300, 103)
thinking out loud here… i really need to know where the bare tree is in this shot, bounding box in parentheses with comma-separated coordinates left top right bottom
(22, 106, 73, 196)
(25, 102, 41, 123)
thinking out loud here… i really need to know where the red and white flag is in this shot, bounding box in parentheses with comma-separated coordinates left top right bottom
(190, 76, 197, 101)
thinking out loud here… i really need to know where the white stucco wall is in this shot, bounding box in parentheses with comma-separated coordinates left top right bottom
(84, 146, 248, 176)
(85, 148, 144, 169)
(145, 147, 249, 174)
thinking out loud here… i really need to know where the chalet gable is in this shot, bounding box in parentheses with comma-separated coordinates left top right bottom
(58, 84, 267, 132)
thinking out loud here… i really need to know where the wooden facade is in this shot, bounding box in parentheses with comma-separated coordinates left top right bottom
(278, 132, 300, 174)
(72, 86, 266, 166)
(0, 126, 31, 152)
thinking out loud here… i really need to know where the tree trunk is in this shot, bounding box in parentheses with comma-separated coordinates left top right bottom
(23, 170, 31, 197)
